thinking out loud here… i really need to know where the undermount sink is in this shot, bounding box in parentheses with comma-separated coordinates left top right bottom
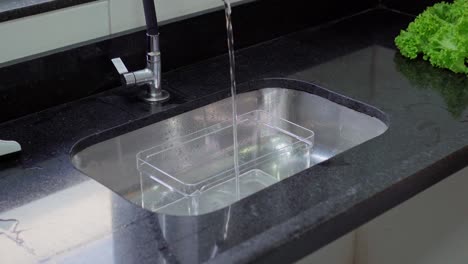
(71, 81, 388, 216)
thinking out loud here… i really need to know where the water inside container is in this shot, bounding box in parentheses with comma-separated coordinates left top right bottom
(137, 110, 314, 215)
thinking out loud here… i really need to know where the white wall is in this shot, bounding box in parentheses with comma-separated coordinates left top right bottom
(0, 0, 244, 64)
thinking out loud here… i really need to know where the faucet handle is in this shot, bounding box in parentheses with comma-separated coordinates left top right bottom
(111, 58, 136, 86)
(111, 58, 129, 74)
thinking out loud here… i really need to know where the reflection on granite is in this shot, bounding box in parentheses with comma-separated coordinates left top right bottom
(0, 0, 97, 22)
(0, 9, 467, 264)
(394, 54, 468, 118)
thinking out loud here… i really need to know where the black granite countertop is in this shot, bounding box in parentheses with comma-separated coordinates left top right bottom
(0, 9, 467, 264)
(0, 0, 97, 22)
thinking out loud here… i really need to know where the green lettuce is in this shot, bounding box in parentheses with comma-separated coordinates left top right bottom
(395, 0, 468, 74)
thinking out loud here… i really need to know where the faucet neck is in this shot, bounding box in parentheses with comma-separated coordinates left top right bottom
(147, 33, 160, 54)
(142, 0, 159, 35)
(110, 1, 169, 103)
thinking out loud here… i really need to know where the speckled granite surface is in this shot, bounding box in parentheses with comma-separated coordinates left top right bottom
(0, 9, 467, 264)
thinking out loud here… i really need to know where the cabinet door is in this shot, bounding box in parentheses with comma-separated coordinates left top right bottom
(296, 232, 355, 264)
(356, 167, 468, 264)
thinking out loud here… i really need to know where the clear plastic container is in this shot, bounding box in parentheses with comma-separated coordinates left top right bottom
(137, 110, 314, 199)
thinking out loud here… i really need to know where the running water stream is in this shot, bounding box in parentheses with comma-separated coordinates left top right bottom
(222, 0, 241, 199)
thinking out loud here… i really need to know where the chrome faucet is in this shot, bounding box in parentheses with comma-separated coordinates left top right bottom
(111, 0, 169, 103)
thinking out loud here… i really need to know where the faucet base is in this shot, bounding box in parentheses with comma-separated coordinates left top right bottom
(141, 89, 170, 103)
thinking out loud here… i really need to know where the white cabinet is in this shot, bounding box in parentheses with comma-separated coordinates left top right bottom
(296, 232, 355, 264)
(297, 167, 468, 264)
(0, 0, 248, 64)
(356, 167, 468, 264)
(0, 1, 110, 64)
